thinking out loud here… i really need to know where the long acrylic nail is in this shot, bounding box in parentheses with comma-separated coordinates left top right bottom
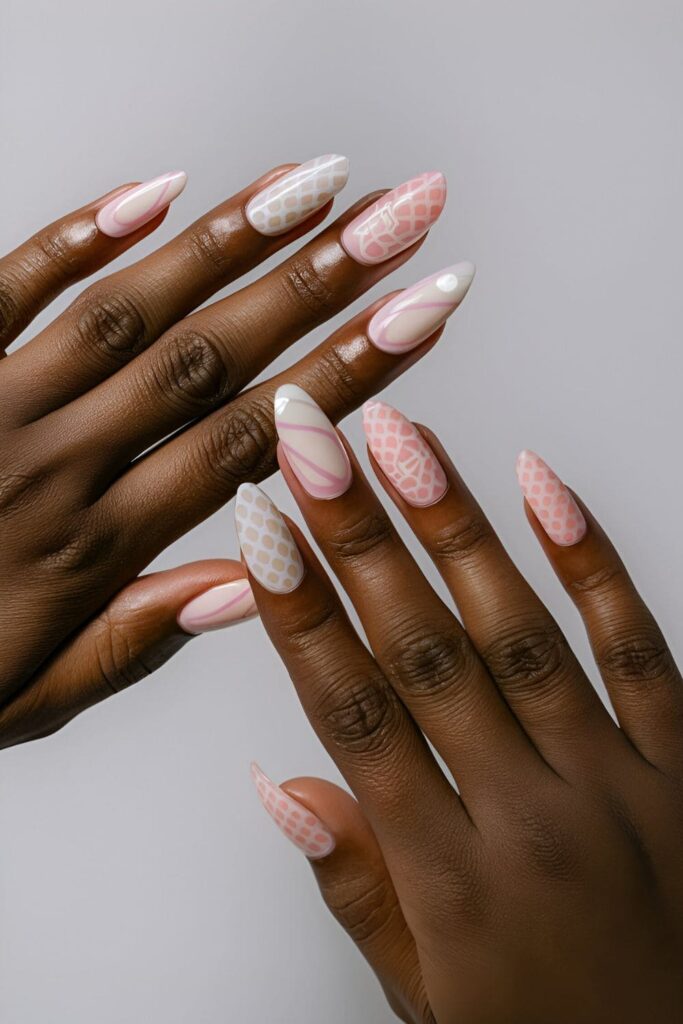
(274, 385, 352, 500)
(95, 171, 187, 238)
(341, 171, 446, 266)
(246, 155, 349, 236)
(516, 450, 586, 546)
(251, 763, 335, 859)
(177, 580, 257, 634)
(363, 400, 448, 508)
(368, 261, 475, 354)
(235, 484, 304, 594)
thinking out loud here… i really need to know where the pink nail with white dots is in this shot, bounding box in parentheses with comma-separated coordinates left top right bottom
(363, 400, 448, 508)
(515, 450, 586, 546)
(250, 763, 335, 860)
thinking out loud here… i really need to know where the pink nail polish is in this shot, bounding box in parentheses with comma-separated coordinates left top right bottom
(341, 172, 447, 266)
(274, 384, 352, 500)
(177, 580, 257, 634)
(363, 400, 448, 508)
(516, 450, 587, 546)
(368, 261, 475, 354)
(96, 171, 187, 238)
(251, 763, 335, 859)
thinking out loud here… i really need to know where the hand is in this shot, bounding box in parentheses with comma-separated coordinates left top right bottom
(0, 159, 464, 746)
(239, 392, 683, 1023)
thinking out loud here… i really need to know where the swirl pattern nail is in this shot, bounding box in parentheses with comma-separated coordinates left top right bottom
(516, 450, 586, 546)
(235, 484, 304, 594)
(177, 580, 257, 634)
(251, 763, 335, 859)
(95, 171, 187, 238)
(246, 154, 349, 236)
(274, 384, 352, 500)
(363, 400, 448, 507)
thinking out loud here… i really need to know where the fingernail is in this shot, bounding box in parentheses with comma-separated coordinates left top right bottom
(235, 484, 304, 594)
(274, 385, 352, 500)
(251, 763, 335, 859)
(246, 155, 349, 236)
(368, 261, 475, 354)
(177, 580, 257, 634)
(516, 450, 587, 546)
(341, 171, 446, 266)
(95, 171, 187, 237)
(363, 400, 448, 508)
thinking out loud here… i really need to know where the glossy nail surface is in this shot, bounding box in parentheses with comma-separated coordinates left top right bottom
(368, 261, 475, 353)
(177, 580, 257, 634)
(246, 154, 349, 236)
(251, 763, 335, 859)
(235, 484, 304, 594)
(95, 171, 187, 237)
(363, 400, 447, 507)
(341, 171, 446, 266)
(274, 385, 352, 500)
(516, 450, 586, 546)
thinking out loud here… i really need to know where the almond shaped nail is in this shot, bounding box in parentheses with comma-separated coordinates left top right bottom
(341, 171, 447, 266)
(251, 763, 335, 859)
(274, 384, 352, 500)
(235, 483, 304, 594)
(516, 450, 586, 546)
(246, 154, 349, 236)
(368, 261, 475, 354)
(177, 580, 257, 634)
(363, 400, 448, 508)
(95, 171, 187, 238)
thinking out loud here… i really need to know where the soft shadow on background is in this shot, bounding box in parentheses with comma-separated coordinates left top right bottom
(1, 1, 682, 1020)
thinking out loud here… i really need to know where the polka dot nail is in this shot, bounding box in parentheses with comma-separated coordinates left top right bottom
(251, 763, 335, 860)
(516, 450, 586, 546)
(235, 483, 304, 594)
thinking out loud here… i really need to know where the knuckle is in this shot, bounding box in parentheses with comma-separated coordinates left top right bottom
(280, 599, 342, 656)
(32, 224, 81, 279)
(93, 613, 152, 695)
(186, 220, 234, 276)
(325, 875, 402, 945)
(37, 507, 115, 577)
(327, 510, 394, 563)
(279, 254, 336, 320)
(483, 623, 569, 694)
(72, 285, 149, 364)
(201, 397, 276, 491)
(430, 513, 492, 565)
(0, 272, 24, 341)
(317, 675, 402, 755)
(568, 563, 624, 595)
(514, 801, 578, 882)
(386, 624, 474, 695)
(306, 340, 366, 411)
(152, 328, 233, 412)
(598, 627, 675, 690)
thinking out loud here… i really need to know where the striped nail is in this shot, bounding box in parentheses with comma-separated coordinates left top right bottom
(177, 580, 257, 634)
(96, 171, 187, 237)
(363, 400, 448, 507)
(274, 385, 352, 500)
(246, 155, 349, 236)
(251, 763, 335, 859)
(516, 450, 586, 546)
(235, 484, 304, 594)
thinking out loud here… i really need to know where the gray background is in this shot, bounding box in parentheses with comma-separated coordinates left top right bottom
(1, 0, 682, 1021)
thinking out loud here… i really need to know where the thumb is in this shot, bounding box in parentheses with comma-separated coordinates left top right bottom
(0, 560, 256, 747)
(250, 765, 432, 1024)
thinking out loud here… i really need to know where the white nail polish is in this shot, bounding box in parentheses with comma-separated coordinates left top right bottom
(235, 484, 304, 594)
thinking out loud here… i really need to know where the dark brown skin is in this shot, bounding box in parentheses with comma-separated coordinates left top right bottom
(247, 429, 683, 1023)
(0, 165, 438, 746)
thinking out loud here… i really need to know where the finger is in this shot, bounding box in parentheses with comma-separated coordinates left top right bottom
(517, 450, 683, 773)
(250, 769, 430, 1024)
(0, 560, 256, 747)
(0, 177, 181, 354)
(5, 158, 346, 420)
(60, 173, 447, 475)
(364, 404, 622, 773)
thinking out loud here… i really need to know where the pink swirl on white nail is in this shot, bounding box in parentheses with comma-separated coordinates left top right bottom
(96, 171, 187, 238)
(516, 450, 586, 546)
(246, 154, 349, 237)
(363, 400, 447, 507)
(178, 580, 257, 633)
(274, 385, 351, 500)
(251, 763, 335, 859)
(235, 483, 304, 594)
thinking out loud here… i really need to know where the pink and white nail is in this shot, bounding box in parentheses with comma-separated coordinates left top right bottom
(368, 261, 475, 354)
(515, 450, 586, 546)
(177, 580, 257, 634)
(274, 384, 352, 500)
(363, 400, 448, 508)
(341, 171, 447, 266)
(251, 763, 335, 859)
(246, 155, 349, 236)
(95, 171, 187, 238)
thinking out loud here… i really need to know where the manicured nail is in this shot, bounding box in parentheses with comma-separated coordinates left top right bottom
(274, 385, 352, 500)
(368, 261, 475, 354)
(251, 763, 335, 859)
(516, 450, 587, 546)
(341, 171, 446, 266)
(177, 580, 257, 634)
(95, 171, 187, 238)
(246, 155, 349, 236)
(363, 400, 448, 508)
(235, 484, 304, 594)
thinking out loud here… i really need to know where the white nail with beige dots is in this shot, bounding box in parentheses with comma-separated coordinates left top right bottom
(235, 483, 304, 595)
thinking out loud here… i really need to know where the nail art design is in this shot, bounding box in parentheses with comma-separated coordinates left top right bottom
(341, 172, 446, 266)
(363, 400, 448, 508)
(516, 450, 586, 546)
(235, 484, 304, 594)
(95, 171, 187, 238)
(177, 580, 257, 634)
(246, 155, 349, 236)
(274, 385, 352, 500)
(251, 763, 335, 859)
(368, 261, 475, 354)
